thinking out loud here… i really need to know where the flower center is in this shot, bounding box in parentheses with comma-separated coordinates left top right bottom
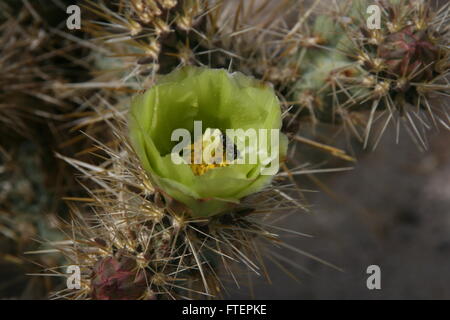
(189, 153, 228, 176)
(188, 129, 237, 176)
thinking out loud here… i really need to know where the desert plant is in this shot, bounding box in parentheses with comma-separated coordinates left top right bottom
(2, 0, 447, 300)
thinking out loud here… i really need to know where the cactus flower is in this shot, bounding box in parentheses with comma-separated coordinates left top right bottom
(129, 66, 287, 217)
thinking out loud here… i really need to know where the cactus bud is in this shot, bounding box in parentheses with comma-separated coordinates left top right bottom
(91, 251, 148, 300)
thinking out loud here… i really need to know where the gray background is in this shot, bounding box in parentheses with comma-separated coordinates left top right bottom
(229, 128, 450, 299)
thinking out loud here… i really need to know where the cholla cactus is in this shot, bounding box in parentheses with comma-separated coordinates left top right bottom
(282, 0, 449, 149)
(0, 2, 50, 136)
(18, 0, 446, 300)
(0, 143, 63, 298)
(0, 1, 87, 131)
(81, 0, 294, 84)
(51, 91, 322, 299)
(82, 0, 205, 78)
(338, 0, 449, 148)
(35, 1, 341, 300)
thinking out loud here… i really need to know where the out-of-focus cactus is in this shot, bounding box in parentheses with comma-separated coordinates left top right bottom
(283, 0, 449, 149)
(0, 0, 87, 299)
(40, 0, 330, 300)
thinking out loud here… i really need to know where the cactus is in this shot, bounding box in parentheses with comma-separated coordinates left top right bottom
(1, 0, 448, 300)
(282, 0, 449, 149)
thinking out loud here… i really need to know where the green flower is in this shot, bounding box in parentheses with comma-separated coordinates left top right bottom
(129, 66, 287, 217)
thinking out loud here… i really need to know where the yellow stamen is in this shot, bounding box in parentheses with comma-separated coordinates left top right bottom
(189, 161, 228, 176)
(188, 129, 230, 176)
